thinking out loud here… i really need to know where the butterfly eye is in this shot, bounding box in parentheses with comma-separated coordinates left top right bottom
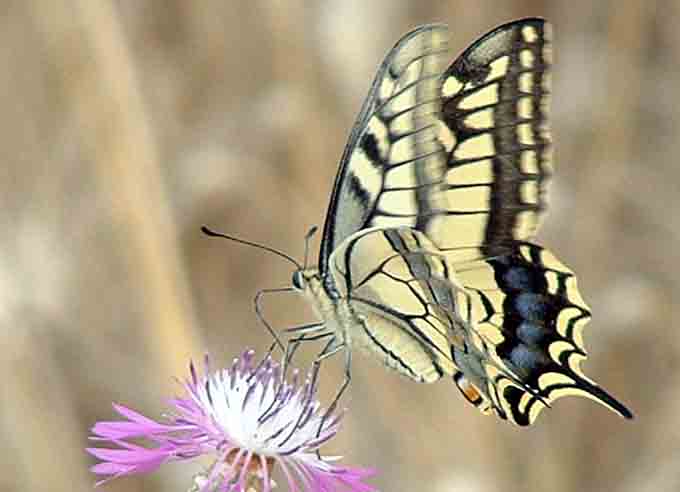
(292, 271, 305, 290)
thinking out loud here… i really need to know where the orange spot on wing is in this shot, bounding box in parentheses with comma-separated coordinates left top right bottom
(460, 379, 482, 403)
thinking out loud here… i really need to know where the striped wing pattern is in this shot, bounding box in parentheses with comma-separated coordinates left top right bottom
(319, 24, 449, 290)
(428, 18, 552, 262)
(454, 243, 633, 425)
(314, 18, 631, 424)
(329, 227, 461, 383)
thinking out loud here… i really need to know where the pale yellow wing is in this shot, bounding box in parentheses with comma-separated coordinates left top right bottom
(427, 18, 553, 263)
(319, 24, 449, 286)
(328, 226, 463, 383)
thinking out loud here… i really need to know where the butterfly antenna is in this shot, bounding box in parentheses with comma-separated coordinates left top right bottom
(201, 226, 301, 269)
(303, 226, 318, 269)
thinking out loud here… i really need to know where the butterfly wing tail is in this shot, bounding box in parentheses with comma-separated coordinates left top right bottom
(450, 241, 633, 425)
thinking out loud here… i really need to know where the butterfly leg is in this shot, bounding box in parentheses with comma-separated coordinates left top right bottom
(266, 328, 331, 407)
(277, 336, 342, 448)
(253, 287, 296, 352)
(252, 320, 329, 414)
(303, 337, 349, 456)
(312, 342, 351, 451)
(283, 328, 333, 377)
(280, 323, 328, 374)
(258, 330, 335, 426)
(307, 335, 346, 398)
(325, 346, 351, 417)
(284, 322, 327, 334)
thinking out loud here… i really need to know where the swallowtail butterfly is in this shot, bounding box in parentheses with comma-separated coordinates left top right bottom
(230, 18, 633, 425)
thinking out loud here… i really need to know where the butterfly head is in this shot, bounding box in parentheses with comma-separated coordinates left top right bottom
(291, 267, 332, 320)
(291, 268, 321, 293)
(292, 270, 305, 291)
(291, 225, 322, 293)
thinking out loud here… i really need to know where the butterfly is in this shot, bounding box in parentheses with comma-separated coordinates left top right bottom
(225, 18, 633, 426)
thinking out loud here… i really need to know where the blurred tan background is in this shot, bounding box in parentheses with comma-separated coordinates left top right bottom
(0, 1, 677, 491)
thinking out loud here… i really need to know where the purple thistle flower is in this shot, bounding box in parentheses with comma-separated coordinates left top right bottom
(87, 350, 376, 492)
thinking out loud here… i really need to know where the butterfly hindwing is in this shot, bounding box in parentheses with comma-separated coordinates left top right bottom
(329, 226, 462, 383)
(453, 242, 633, 425)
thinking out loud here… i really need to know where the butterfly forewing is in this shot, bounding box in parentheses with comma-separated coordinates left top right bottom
(319, 25, 450, 291)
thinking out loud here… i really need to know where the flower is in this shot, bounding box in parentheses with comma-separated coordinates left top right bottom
(87, 350, 376, 492)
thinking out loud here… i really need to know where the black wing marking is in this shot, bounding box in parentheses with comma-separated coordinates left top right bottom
(427, 18, 552, 263)
(319, 25, 449, 293)
(329, 226, 466, 383)
(455, 242, 633, 425)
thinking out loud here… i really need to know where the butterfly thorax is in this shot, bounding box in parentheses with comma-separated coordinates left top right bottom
(293, 268, 362, 349)
(294, 269, 333, 318)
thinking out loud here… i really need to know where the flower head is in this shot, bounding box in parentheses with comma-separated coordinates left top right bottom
(87, 350, 375, 492)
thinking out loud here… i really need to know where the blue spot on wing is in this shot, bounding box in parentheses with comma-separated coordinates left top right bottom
(515, 293, 551, 321)
(503, 266, 534, 290)
(517, 321, 546, 345)
(509, 345, 542, 370)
